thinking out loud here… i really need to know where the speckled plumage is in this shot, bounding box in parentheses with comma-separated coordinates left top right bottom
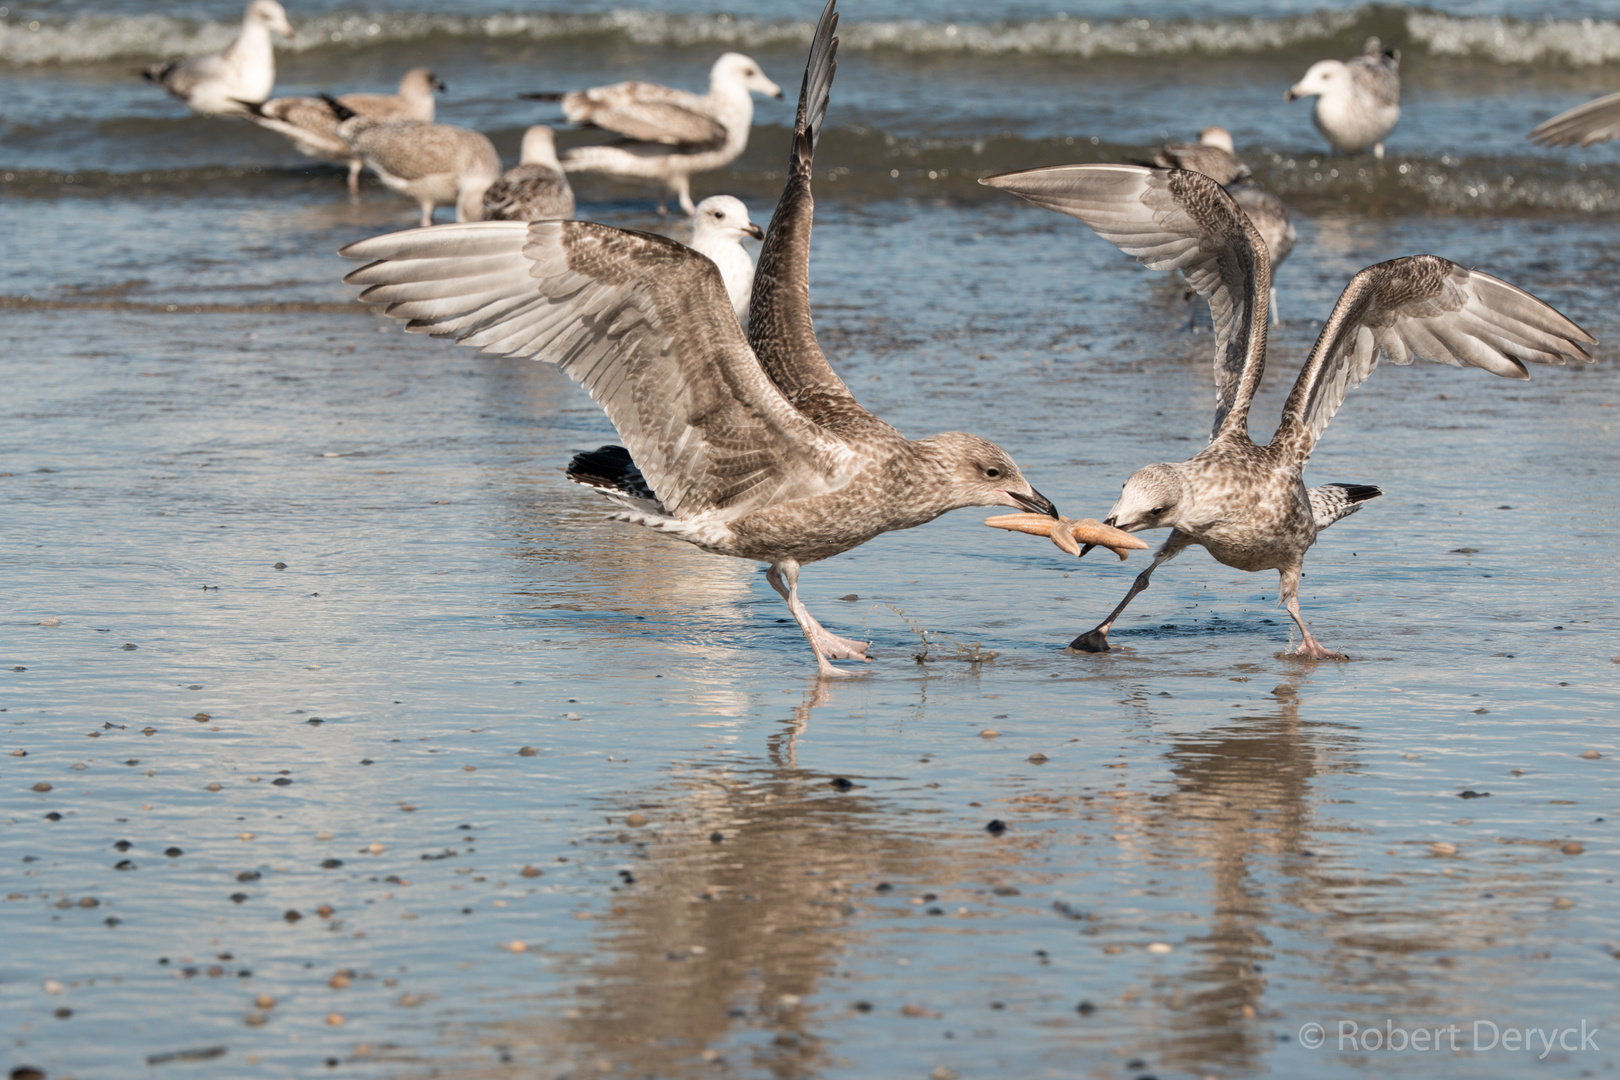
(1286, 36, 1401, 158)
(330, 105, 502, 226)
(482, 126, 575, 221)
(1152, 127, 1296, 321)
(341, 0, 1058, 677)
(981, 162, 1595, 658)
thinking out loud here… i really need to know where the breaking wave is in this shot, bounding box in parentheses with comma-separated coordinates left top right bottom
(6, 6, 1620, 68)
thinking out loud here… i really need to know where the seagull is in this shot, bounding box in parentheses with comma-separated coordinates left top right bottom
(243, 68, 443, 195)
(142, 0, 292, 117)
(689, 196, 764, 322)
(481, 126, 575, 222)
(1528, 89, 1620, 147)
(981, 162, 1594, 659)
(342, 1, 1067, 678)
(1152, 126, 1297, 323)
(325, 99, 501, 226)
(1285, 37, 1400, 159)
(526, 53, 782, 216)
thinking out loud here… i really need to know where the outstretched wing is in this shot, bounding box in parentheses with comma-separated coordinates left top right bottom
(341, 221, 857, 519)
(748, 0, 878, 435)
(1280, 255, 1595, 451)
(1528, 89, 1620, 148)
(980, 163, 1270, 439)
(562, 83, 725, 147)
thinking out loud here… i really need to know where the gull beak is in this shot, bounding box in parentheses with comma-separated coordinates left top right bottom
(1284, 85, 1303, 101)
(744, 222, 765, 240)
(1069, 518, 1150, 561)
(432, 76, 447, 93)
(1003, 487, 1058, 518)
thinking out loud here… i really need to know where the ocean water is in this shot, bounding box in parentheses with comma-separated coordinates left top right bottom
(2, 2, 1618, 1079)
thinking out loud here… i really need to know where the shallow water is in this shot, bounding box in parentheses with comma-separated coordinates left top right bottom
(3, 2, 1620, 1078)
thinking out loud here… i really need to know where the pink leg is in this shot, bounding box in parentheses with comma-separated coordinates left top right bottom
(768, 563, 870, 678)
(347, 160, 362, 197)
(1281, 569, 1345, 660)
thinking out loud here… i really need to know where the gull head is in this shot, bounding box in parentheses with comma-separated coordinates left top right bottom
(1198, 126, 1235, 153)
(400, 68, 446, 99)
(520, 125, 562, 169)
(1285, 60, 1350, 102)
(923, 432, 1058, 518)
(714, 53, 784, 100)
(692, 196, 763, 243)
(247, 0, 293, 37)
(1106, 462, 1185, 534)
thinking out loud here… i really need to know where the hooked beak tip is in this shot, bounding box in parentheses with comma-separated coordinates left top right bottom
(1006, 487, 1059, 519)
(746, 223, 765, 239)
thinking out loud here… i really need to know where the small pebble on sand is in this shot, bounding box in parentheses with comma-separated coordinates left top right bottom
(326, 1012, 344, 1025)
(518, 746, 538, 757)
(1579, 750, 1602, 760)
(255, 994, 276, 1009)
(317, 905, 334, 918)
(44, 979, 65, 995)
(238, 832, 254, 841)
(1553, 897, 1575, 910)
(979, 728, 1000, 739)
(316, 832, 333, 841)
(205, 783, 222, 792)
(504, 941, 528, 953)
(368, 843, 386, 855)
(1561, 842, 1584, 855)
(10, 750, 25, 757)
(31, 782, 51, 793)
(329, 972, 352, 989)
(1430, 842, 1458, 856)
(625, 813, 648, 827)
(244, 1011, 267, 1026)
(1146, 942, 1173, 954)
(520, 866, 542, 878)
(193, 713, 210, 722)
(40, 617, 61, 627)
(1027, 753, 1048, 764)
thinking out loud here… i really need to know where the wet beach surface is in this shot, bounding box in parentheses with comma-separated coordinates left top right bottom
(3, 188, 1617, 1079)
(4, 1, 1620, 1075)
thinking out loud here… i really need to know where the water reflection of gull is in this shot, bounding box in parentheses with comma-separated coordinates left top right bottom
(342, 1, 1060, 678)
(982, 164, 1594, 659)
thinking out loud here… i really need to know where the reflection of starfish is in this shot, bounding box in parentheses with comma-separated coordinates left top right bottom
(985, 513, 1149, 559)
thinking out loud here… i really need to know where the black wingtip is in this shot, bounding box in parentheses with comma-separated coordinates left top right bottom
(320, 93, 357, 122)
(518, 91, 565, 102)
(1331, 484, 1383, 504)
(790, 0, 839, 169)
(233, 97, 268, 117)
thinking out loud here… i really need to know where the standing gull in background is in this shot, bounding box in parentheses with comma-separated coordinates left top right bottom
(482, 125, 575, 221)
(981, 163, 1593, 659)
(689, 195, 764, 322)
(327, 99, 501, 226)
(524, 53, 782, 216)
(142, 0, 292, 117)
(1285, 37, 1400, 159)
(341, 1, 1119, 678)
(243, 68, 443, 195)
(1152, 126, 1297, 323)
(1528, 89, 1620, 147)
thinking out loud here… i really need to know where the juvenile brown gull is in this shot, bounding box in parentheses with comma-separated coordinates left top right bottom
(481, 126, 575, 222)
(525, 53, 783, 215)
(341, 0, 1065, 677)
(244, 68, 442, 195)
(981, 162, 1594, 659)
(689, 196, 764, 322)
(142, 0, 291, 117)
(1528, 90, 1620, 147)
(1285, 37, 1400, 159)
(1152, 126, 1297, 323)
(326, 98, 501, 227)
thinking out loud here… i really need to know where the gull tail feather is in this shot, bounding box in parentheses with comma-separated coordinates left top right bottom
(1309, 483, 1382, 531)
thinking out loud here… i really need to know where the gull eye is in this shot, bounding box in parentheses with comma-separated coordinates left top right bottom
(1151, 505, 1170, 515)
(985, 467, 1001, 479)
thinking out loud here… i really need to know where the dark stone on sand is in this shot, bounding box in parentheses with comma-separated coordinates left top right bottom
(30, 782, 52, 793)
(517, 746, 539, 756)
(306, 717, 323, 725)
(284, 909, 302, 922)
(230, 893, 249, 904)
(853, 1001, 873, 1012)
(273, 562, 287, 569)
(236, 871, 260, 882)
(839, 594, 859, 601)
(142, 727, 156, 736)
(985, 819, 1008, 836)
(114, 840, 132, 851)
(710, 831, 724, 843)
(146, 1047, 226, 1066)
(10, 1067, 45, 1080)
(44, 812, 60, 821)
(53, 1008, 72, 1019)
(193, 713, 210, 722)
(320, 858, 343, 869)
(875, 882, 892, 893)
(272, 777, 293, 786)
(78, 897, 99, 908)
(165, 847, 183, 857)
(122, 644, 136, 651)
(114, 860, 135, 870)
(1458, 790, 1491, 799)
(829, 777, 853, 791)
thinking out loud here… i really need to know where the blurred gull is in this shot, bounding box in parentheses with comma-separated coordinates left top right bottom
(525, 53, 782, 215)
(688, 195, 764, 322)
(1529, 89, 1620, 147)
(1285, 37, 1400, 159)
(142, 0, 292, 117)
(342, 1, 1082, 678)
(327, 98, 501, 226)
(982, 162, 1593, 659)
(482, 125, 575, 222)
(244, 68, 443, 194)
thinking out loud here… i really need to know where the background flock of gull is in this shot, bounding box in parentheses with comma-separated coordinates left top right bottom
(141, 0, 1606, 677)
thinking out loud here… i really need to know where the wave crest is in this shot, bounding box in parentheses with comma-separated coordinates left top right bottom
(7, 6, 1620, 68)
